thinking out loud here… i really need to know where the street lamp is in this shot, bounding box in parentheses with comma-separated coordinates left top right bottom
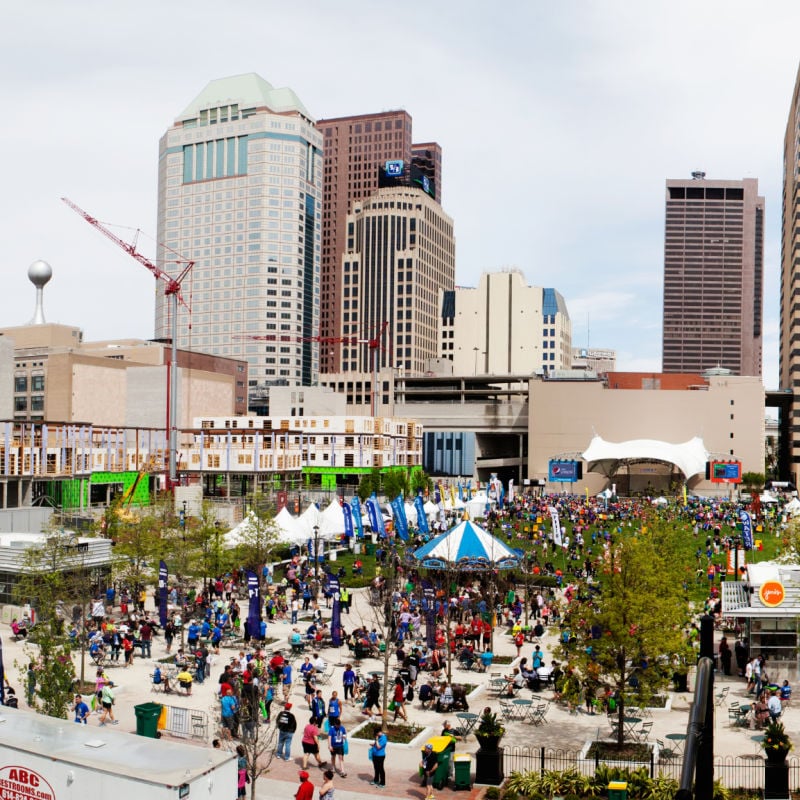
(313, 524, 320, 593)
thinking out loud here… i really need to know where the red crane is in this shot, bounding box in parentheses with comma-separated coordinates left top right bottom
(61, 197, 194, 488)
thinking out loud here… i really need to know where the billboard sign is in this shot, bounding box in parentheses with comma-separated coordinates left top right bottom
(548, 459, 580, 482)
(709, 460, 742, 483)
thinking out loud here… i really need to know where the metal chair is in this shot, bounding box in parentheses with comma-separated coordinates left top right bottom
(656, 738, 676, 760)
(715, 686, 729, 707)
(635, 721, 653, 742)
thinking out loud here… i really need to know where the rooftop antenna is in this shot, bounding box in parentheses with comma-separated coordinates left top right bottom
(28, 260, 52, 324)
(691, 170, 706, 180)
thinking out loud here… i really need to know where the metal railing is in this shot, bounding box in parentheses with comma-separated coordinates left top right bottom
(159, 704, 209, 742)
(501, 745, 800, 791)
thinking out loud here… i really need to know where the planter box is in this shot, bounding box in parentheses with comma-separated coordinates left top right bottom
(579, 738, 660, 767)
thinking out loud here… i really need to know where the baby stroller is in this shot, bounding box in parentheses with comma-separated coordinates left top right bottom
(4, 687, 18, 709)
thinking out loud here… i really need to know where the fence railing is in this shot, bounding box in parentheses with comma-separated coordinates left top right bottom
(501, 745, 800, 791)
(160, 704, 210, 742)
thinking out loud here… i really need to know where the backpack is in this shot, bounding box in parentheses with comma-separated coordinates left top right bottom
(406, 686, 415, 702)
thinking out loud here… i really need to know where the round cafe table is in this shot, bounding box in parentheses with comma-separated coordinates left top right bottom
(666, 732, 686, 756)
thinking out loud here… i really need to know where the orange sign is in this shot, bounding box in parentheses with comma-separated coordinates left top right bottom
(759, 581, 785, 607)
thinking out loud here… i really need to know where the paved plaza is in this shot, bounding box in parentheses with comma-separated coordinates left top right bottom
(3, 585, 792, 800)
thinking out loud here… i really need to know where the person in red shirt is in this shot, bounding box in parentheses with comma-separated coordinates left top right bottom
(295, 770, 314, 800)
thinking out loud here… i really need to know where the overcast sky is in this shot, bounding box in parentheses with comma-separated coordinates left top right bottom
(2, 1, 799, 389)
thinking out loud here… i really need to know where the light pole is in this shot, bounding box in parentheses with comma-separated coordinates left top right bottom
(313, 524, 320, 594)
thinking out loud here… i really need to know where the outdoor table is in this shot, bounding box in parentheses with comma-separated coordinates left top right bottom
(511, 698, 533, 721)
(752, 734, 765, 752)
(666, 733, 686, 756)
(489, 677, 507, 695)
(622, 716, 642, 740)
(455, 712, 479, 739)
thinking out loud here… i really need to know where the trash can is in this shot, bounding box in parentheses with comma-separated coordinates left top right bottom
(365, 542, 375, 556)
(134, 702, 163, 738)
(353, 542, 361, 555)
(422, 736, 455, 790)
(452, 754, 472, 790)
(608, 781, 628, 800)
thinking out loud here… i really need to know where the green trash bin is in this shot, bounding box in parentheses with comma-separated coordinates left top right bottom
(433, 750, 452, 789)
(608, 781, 628, 800)
(365, 542, 375, 556)
(134, 702, 163, 738)
(452, 754, 472, 790)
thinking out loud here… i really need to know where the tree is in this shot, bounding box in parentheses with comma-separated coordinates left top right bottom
(191, 501, 231, 588)
(233, 496, 281, 578)
(212, 691, 276, 800)
(14, 532, 93, 718)
(112, 509, 162, 599)
(741, 472, 766, 494)
(410, 468, 432, 496)
(556, 519, 689, 747)
(383, 468, 409, 501)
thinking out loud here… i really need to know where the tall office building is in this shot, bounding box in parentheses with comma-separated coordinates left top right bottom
(155, 73, 323, 388)
(439, 271, 572, 376)
(339, 186, 455, 376)
(317, 111, 442, 372)
(662, 173, 764, 376)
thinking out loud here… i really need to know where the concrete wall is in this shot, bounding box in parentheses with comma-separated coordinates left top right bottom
(72, 362, 128, 426)
(529, 375, 765, 494)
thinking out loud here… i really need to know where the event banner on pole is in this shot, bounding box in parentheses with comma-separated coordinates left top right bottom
(414, 494, 429, 534)
(548, 506, 563, 547)
(327, 574, 341, 647)
(342, 502, 354, 539)
(246, 570, 260, 639)
(391, 495, 409, 540)
(158, 560, 168, 628)
(350, 496, 364, 538)
(739, 509, 754, 550)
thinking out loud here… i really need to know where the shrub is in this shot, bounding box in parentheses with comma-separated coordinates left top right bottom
(484, 787, 500, 800)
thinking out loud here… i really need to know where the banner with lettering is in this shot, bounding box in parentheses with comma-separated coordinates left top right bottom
(391, 495, 409, 541)
(158, 560, 168, 628)
(246, 570, 260, 639)
(548, 506, 563, 547)
(414, 494, 429, 534)
(739, 509, 753, 550)
(350, 496, 364, 538)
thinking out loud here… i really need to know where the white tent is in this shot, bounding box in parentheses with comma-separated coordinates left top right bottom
(423, 500, 439, 516)
(582, 434, 708, 479)
(296, 504, 323, 539)
(225, 509, 303, 547)
(319, 499, 347, 538)
(759, 492, 778, 505)
(404, 501, 418, 526)
(784, 497, 800, 516)
(652, 496, 668, 505)
(464, 492, 491, 519)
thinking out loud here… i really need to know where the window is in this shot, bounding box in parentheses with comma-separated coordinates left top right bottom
(31, 375, 44, 392)
(14, 376, 27, 393)
(14, 397, 26, 412)
(30, 396, 44, 412)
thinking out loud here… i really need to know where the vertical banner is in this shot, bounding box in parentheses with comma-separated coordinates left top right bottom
(414, 494, 429, 534)
(391, 495, 409, 541)
(246, 570, 260, 639)
(342, 501, 354, 539)
(327, 574, 341, 647)
(366, 495, 386, 538)
(739, 509, 754, 551)
(508, 478, 515, 505)
(421, 580, 436, 649)
(158, 560, 168, 628)
(548, 506, 563, 547)
(350, 497, 364, 538)
(0, 634, 5, 705)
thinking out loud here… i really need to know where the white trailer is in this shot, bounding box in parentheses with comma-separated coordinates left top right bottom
(0, 708, 236, 800)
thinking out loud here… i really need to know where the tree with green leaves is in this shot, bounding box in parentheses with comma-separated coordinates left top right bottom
(14, 532, 96, 718)
(232, 497, 281, 578)
(741, 472, 766, 494)
(382, 468, 409, 502)
(191, 501, 231, 588)
(556, 518, 689, 747)
(357, 468, 383, 501)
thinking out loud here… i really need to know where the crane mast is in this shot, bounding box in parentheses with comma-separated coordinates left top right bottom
(61, 197, 194, 489)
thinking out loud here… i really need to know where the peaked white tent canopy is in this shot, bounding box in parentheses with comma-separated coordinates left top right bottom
(582, 435, 708, 479)
(225, 508, 305, 547)
(412, 519, 520, 570)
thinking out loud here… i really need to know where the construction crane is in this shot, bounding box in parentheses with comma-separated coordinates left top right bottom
(61, 197, 193, 489)
(234, 320, 389, 414)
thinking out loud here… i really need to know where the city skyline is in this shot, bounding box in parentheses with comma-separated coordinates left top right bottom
(4, 2, 800, 387)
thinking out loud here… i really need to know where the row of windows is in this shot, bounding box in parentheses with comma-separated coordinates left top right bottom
(15, 376, 44, 392)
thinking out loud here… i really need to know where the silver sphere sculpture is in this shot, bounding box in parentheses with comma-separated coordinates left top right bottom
(28, 259, 52, 324)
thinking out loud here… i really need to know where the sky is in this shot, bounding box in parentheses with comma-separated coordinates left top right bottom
(2, 1, 799, 389)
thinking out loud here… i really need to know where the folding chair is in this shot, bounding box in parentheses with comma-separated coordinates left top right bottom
(656, 738, 676, 760)
(635, 721, 653, 742)
(715, 687, 729, 708)
(499, 699, 514, 719)
(727, 702, 741, 727)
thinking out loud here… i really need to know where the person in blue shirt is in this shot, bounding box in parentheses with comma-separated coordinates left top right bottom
(201, 619, 211, 638)
(299, 657, 314, 680)
(220, 690, 239, 740)
(342, 664, 356, 704)
(187, 621, 200, 649)
(327, 691, 341, 721)
(328, 717, 347, 777)
(282, 662, 293, 702)
(371, 730, 387, 788)
(259, 618, 267, 642)
(311, 690, 326, 725)
(211, 624, 223, 653)
(73, 694, 89, 724)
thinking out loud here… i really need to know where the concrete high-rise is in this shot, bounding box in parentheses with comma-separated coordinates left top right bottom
(317, 111, 442, 373)
(339, 186, 455, 376)
(439, 271, 572, 376)
(155, 73, 323, 388)
(662, 173, 763, 376)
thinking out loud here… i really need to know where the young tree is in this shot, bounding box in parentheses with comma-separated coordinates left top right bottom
(233, 497, 281, 578)
(556, 519, 689, 747)
(191, 501, 230, 589)
(14, 532, 91, 718)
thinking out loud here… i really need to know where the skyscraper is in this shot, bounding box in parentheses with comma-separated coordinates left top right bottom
(662, 173, 763, 376)
(339, 186, 455, 376)
(317, 111, 442, 373)
(439, 272, 572, 376)
(155, 73, 323, 388)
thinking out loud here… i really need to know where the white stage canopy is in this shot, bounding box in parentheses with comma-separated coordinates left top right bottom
(582, 435, 708, 479)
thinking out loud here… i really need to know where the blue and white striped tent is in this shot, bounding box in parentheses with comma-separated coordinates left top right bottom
(412, 519, 520, 571)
